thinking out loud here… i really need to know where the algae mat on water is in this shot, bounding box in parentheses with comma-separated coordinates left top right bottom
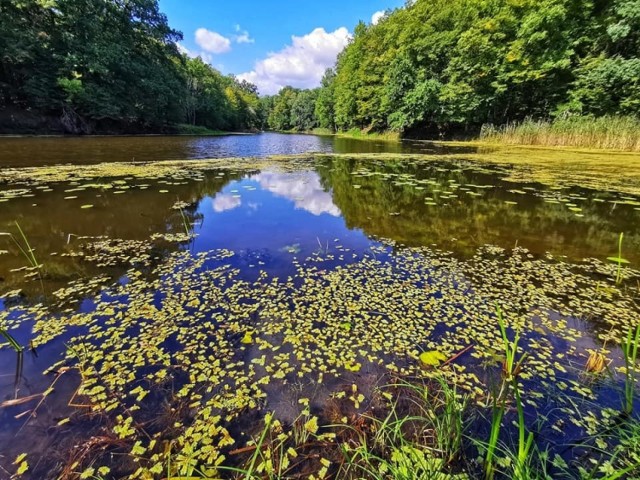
(1, 148, 640, 195)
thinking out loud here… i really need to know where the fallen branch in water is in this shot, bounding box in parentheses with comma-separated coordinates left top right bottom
(0, 393, 43, 409)
(441, 344, 474, 368)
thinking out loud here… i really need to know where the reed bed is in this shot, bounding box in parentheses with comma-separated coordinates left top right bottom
(480, 116, 640, 152)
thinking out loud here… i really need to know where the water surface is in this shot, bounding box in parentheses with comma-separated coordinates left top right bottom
(0, 136, 639, 478)
(0, 132, 455, 167)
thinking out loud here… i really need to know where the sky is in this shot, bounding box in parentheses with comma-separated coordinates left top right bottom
(158, 0, 405, 95)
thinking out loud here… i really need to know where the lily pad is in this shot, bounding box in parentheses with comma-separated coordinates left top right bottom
(419, 350, 447, 367)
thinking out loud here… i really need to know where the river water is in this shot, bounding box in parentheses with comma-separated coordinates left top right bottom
(0, 133, 639, 478)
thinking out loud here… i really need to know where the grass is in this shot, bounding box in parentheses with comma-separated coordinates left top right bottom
(178, 207, 191, 236)
(606, 232, 629, 285)
(479, 116, 640, 152)
(337, 128, 402, 141)
(0, 221, 45, 297)
(0, 327, 23, 352)
(495, 305, 527, 382)
(9, 221, 39, 270)
(310, 127, 334, 135)
(174, 123, 227, 136)
(337, 378, 468, 479)
(622, 325, 640, 415)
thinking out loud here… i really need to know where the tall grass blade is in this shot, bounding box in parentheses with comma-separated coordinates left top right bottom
(0, 327, 23, 353)
(622, 324, 640, 415)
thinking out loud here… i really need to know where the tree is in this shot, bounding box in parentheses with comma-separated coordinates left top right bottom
(290, 89, 319, 131)
(315, 69, 337, 130)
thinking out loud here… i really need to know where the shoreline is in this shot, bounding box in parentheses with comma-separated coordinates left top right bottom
(0, 131, 254, 139)
(2, 129, 639, 156)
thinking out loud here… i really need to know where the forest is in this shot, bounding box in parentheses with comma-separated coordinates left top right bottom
(263, 0, 640, 137)
(2, 0, 639, 137)
(0, 0, 262, 134)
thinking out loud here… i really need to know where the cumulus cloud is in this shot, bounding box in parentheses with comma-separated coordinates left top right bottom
(371, 10, 385, 25)
(254, 172, 341, 217)
(212, 194, 242, 213)
(238, 27, 351, 95)
(195, 28, 232, 54)
(234, 24, 255, 44)
(176, 43, 213, 64)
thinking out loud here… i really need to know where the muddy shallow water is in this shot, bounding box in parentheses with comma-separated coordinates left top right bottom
(1, 137, 640, 479)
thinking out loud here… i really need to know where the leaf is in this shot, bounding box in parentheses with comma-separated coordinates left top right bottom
(606, 256, 630, 264)
(419, 350, 447, 367)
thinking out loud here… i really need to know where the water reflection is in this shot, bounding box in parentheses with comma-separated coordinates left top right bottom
(212, 193, 242, 212)
(1, 157, 639, 302)
(0, 132, 455, 167)
(253, 171, 340, 216)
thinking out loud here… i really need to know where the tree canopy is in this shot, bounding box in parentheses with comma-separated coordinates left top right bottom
(0, 0, 261, 133)
(261, 0, 640, 136)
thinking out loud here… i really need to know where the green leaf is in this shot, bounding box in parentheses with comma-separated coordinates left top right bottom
(419, 350, 447, 366)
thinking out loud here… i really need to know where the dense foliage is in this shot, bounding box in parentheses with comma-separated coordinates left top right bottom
(0, 0, 260, 133)
(263, 0, 640, 136)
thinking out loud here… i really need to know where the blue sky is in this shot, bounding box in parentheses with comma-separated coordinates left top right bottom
(158, 0, 404, 94)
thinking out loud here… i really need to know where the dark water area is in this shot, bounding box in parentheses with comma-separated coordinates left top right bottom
(0, 134, 639, 478)
(0, 132, 460, 167)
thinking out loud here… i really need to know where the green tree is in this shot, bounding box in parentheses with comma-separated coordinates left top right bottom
(315, 69, 337, 130)
(291, 89, 319, 131)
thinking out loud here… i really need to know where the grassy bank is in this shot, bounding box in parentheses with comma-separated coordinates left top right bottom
(174, 124, 228, 136)
(479, 116, 640, 152)
(337, 128, 402, 141)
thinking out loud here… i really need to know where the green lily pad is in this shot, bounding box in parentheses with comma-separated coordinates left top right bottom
(419, 350, 447, 367)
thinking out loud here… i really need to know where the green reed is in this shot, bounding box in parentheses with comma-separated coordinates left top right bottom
(622, 324, 640, 415)
(1, 221, 45, 297)
(496, 305, 527, 382)
(179, 207, 191, 236)
(0, 327, 23, 353)
(607, 233, 628, 285)
(484, 305, 530, 479)
(480, 116, 640, 151)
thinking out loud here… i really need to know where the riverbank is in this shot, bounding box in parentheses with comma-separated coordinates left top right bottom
(329, 116, 640, 152)
(479, 116, 640, 152)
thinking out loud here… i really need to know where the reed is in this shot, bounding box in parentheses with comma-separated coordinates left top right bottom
(607, 232, 629, 285)
(622, 324, 640, 415)
(0, 327, 23, 353)
(480, 116, 640, 152)
(179, 207, 191, 236)
(496, 305, 527, 381)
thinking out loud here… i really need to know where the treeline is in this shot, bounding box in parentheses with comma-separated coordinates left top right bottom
(260, 71, 335, 133)
(0, 0, 261, 134)
(263, 0, 640, 136)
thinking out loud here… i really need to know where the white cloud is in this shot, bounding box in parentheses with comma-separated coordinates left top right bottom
(195, 28, 232, 54)
(212, 194, 242, 213)
(176, 43, 213, 64)
(254, 172, 341, 217)
(238, 27, 351, 95)
(371, 10, 385, 25)
(234, 24, 255, 44)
